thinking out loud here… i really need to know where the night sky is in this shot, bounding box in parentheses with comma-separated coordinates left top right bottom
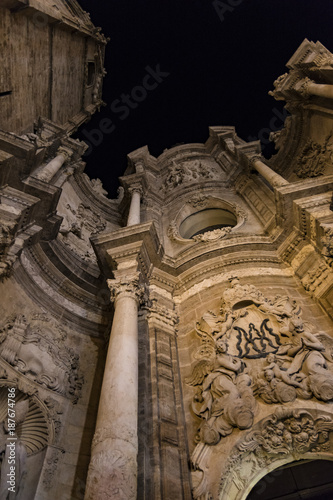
(76, 1, 333, 197)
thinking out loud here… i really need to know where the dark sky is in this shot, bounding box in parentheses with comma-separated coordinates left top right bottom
(76, 1, 333, 197)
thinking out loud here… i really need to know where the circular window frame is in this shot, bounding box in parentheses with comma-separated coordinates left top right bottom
(168, 196, 247, 244)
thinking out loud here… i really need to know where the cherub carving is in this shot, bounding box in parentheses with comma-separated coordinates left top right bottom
(276, 317, 333, 401)
(255, 353, 311, 404)
(187, 336, 256, 445)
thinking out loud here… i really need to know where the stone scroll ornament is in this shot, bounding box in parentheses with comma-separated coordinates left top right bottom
(187, 278, 333, 447)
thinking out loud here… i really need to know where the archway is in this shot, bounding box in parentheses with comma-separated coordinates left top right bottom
(247, 459, 333, 500)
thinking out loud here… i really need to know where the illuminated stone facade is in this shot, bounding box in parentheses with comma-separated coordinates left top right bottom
(1, 4, 333, 498)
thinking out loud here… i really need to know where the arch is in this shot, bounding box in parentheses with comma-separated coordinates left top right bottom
(246, 458, 333, 500)
(217, 407, 333, 500)
(235, 454, 333, 500)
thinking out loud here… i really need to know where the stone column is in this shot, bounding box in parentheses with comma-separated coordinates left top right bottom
(296, 77, 333, 100)
(249, 155, 289, 188)
(34, 147, 71, 182)
(127, 187, 142, 226)
(84, 274, 145, 500)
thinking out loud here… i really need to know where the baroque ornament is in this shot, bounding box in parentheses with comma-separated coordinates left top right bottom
(219, 407, 333, 499)
(107, 273, 148, 306)
(59, 202, 106, 261)
(187, 278, 333, 446)
(321, 225, 333, 258)
(0, 315, 83, 402)
(192, 227, 232, 243)
(295, 135, 333, 178)
(163, 160, 218, 192)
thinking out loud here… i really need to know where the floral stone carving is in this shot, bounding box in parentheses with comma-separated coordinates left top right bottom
(187, 278, 333, 446)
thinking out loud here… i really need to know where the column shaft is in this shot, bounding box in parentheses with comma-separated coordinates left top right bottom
(127, 190, 141, 226)
(308, 82, 333, 100)
(84, 291, 139, 500)
(251, 158, 288, 188)
(35, 154, 66, 182)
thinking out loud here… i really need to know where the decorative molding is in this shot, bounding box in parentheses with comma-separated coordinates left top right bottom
(144, 299, 179, 329)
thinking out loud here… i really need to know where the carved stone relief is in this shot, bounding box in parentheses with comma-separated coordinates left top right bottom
(162, 160, 220, 192)
(219, 407, 333, 500)
(295, 135, 333, 178)
(321, 225, 333, 259)
(192, 227, 232, 242)
(0, 314, 83, 402)
(42, 448, 65, 491)
(85, 450, 136, 500)
(187, 278, 333, 441)
(268, 73, 289, 99)
(187, 278, 333, 499)
(59, 202, 106, 261)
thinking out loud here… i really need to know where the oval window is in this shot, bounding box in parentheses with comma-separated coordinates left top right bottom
(179, 208, 237, 239)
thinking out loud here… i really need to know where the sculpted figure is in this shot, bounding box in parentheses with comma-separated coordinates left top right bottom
(256, 354, 311, 404)
(188, 339, 256, 445)
(278, 317, 333, 401)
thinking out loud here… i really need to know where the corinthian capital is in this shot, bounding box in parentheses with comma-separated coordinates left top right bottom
(128, 183, 143, 196)
(107, 273, 148, 305)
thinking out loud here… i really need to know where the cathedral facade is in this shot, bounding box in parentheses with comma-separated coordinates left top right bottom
(1, 2, 333, 499)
